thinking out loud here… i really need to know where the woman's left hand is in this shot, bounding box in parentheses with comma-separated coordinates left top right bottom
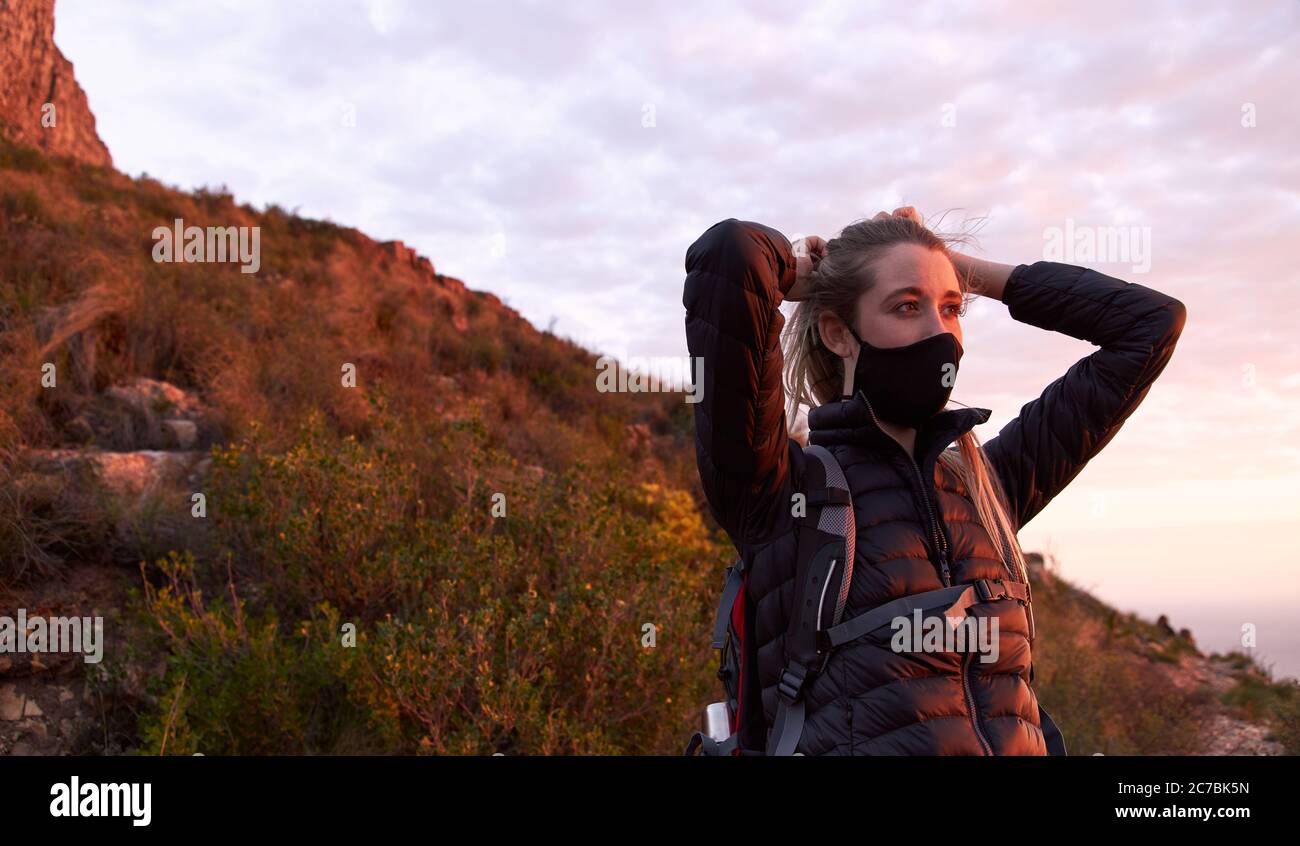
(872, 207, 924, 226)
(873, 207, 1015, 301)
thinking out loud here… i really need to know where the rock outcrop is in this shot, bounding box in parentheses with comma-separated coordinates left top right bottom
(22, 448, 210, 502)
(13, 379, 214, 564)
(0, 0, 112, 167)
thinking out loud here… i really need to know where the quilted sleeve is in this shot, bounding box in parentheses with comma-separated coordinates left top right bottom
(981, 261, 1187, 530)
(683, 218, 802, 547)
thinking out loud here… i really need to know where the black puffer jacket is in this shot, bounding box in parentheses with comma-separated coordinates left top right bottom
(683, 218, 1186, 755)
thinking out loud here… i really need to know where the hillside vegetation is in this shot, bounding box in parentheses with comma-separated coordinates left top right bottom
(0, 135, 717, 753)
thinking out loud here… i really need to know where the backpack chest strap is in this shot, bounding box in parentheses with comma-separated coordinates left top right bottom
(820, 577, 1031, 650)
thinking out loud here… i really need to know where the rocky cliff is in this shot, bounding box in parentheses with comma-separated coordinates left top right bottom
(0, 0, 112, 167)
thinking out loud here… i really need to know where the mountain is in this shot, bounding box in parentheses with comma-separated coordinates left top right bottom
(0, 0, 112, 168)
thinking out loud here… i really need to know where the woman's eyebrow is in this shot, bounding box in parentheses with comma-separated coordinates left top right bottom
(887, 286, 965, 302)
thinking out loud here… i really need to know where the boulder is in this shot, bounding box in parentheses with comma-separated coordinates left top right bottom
(24, 448, 208, 501)
(103, 377, 207, 423)
(78, 378, 216, 451)
(18, 448, 210, 565)
(1024, 552, 1054, 587)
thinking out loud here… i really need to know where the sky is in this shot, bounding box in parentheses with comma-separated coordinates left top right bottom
(55, 0, 1300, 679)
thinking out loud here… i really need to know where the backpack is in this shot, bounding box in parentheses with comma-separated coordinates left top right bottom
(683, 445, 1068, 756)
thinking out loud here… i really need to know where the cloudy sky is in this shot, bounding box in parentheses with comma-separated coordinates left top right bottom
(56, 0, 1300, 676)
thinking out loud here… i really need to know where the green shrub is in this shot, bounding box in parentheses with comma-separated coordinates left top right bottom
(135, 551, 363, 755)
(131, 403, 724, 754)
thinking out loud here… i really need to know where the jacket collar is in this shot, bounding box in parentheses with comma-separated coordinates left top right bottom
(807, 390, 992, 466)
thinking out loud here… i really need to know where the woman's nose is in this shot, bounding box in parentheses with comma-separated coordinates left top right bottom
(921, 307, 947, 336)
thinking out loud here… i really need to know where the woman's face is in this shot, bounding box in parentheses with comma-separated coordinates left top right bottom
(853, 242, 965, 348)
(819, 242, 965, 359)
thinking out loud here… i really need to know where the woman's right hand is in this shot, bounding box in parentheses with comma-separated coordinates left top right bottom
(787, 234, 827, 302)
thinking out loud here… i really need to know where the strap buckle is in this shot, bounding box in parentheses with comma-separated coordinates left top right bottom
(777, 667, 806, 703)
(975, 578, 1031, 604)
(972, 579, 1019, 605)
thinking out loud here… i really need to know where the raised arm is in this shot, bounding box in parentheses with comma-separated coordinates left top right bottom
(683, 218, 802, 548)
(980, 260, 1187, 530)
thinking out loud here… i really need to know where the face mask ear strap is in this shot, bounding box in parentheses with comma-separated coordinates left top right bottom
(842, 322, 866, 401)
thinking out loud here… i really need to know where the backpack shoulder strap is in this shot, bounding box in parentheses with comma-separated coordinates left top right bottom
(766, 444, 857, 756)
(711, 557, 745, 649)
(801, 445, 856, 627)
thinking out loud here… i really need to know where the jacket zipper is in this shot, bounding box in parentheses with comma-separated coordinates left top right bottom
(861, 395, 990, 752)
(860, 397, 952, 587)
(962, 651, 994, 755)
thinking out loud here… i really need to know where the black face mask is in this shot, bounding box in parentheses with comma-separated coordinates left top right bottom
(844, 327, 963, 428)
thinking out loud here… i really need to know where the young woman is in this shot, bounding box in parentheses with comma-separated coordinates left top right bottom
(683, 208, 1186, 755)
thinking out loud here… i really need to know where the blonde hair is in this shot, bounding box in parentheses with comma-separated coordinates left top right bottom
(781, 213, 1028, 584)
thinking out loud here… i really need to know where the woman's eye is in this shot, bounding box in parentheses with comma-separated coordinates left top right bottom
(895, 301, 964, 316)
